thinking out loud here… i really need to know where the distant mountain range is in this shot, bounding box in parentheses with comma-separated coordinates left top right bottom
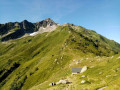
(0, 18, 58, 41)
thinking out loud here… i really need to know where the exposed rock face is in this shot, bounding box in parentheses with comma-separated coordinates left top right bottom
(38, 24, 57, 33)
(97, 86, 107, 90)
(81, 75, 86, 77)
(35, 18, 58, 29)
(56, 80, 68, 85)
(81, 66, 87, 73)
(22, 20, 35, 33)
(81, 80, 86, 84)
(0, 18, 58, 41)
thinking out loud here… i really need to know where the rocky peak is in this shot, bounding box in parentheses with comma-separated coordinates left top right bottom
(37, 18, 58, 33)
(22, 20, 29, 23)
(44, 18, 52, 22)
(43, 18, 57, 26)
(0, 18, 58, 41)
(36, 18, 58, 28)
(22, 20, 30, 26)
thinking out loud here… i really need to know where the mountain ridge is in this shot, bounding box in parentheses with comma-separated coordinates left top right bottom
(0, 18, 58, 41)
(0, 18, 120, 90)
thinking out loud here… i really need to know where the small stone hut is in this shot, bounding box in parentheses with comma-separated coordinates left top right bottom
(72, 68, 82, 74)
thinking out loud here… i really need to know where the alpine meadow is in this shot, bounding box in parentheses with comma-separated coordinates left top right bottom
(0, 0, 120, 90)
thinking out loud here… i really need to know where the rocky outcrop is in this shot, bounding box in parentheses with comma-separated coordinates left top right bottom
(81, 66, 87, 73)
(97, 86, 107, 90)
(81, 80, 86, 84)
(0, 18, 58, 41)
(56, 80, 68, 85)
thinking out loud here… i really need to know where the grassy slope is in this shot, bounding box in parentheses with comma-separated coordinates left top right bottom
(39, 54, 120, 90)
(0, 26, 72, 90)
(0, 25, 120, 90)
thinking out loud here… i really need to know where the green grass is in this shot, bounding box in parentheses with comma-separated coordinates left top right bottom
(37, 54, 120, 90)
(0, 25, 120, 90)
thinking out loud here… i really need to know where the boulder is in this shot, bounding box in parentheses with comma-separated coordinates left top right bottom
(76, 62, 79, 64)
(97, 86, 107, 90)
(117, 56, 120, 59)
(81, 75, 85, 77)
(56, 80, 68, 85)
(73, 59, 76, 61)
(81, 80, 86, 84)
(90, 66, 94, 68)
(99, 72, 102, 74)
(54, 59, 57, 62)
(81, 66, 87, 73)
(49, 83, 52, 86)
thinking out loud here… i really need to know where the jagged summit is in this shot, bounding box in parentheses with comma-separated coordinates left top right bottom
(44, 18, 58, 26)
(36, 18, 58, 28)
(22, 20, 29, 23)
(0, 18, 58, 41)
(44, 18, 53, 22)
(37, 18, 56, 23)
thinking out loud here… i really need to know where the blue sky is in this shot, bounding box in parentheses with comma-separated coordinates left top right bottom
(0, 0, 120, 43)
